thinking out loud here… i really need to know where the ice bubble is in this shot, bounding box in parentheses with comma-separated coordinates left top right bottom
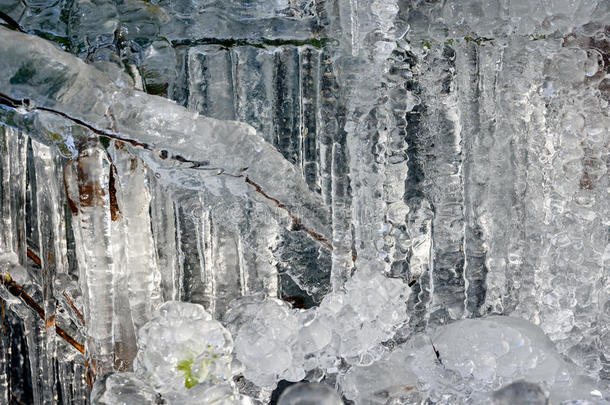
(225, 273, 409, 388)
(277, 383, 343, 405)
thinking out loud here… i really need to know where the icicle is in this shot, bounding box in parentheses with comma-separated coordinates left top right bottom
(23, 315, 44, 405)
(32, 141, 71, 404)
(417, 43, 467, 324)
(108, 144, 162, 334)
(64, 146, 116, 375)
(0, 308, 9, 405)
(149, 175, 180, 301)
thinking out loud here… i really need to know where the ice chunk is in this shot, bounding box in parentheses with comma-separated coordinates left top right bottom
(134, 301, 234, 394)
(339, 339, 419, 403)
(225, 272, 408, 388)
(341, 317, 606, 404)
(225, 295, 300, 387)
(163, 382, 255, 405)
(277, 382, 343, 405)
(409, 316, 604, 403)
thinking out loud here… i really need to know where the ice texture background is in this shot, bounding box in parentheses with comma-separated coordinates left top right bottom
(0, 0, 608, 404)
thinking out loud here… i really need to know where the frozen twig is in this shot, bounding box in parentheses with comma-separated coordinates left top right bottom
(0, 274, 84, 354)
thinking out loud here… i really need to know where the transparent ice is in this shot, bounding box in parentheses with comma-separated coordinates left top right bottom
(0, 0, 608, 404)
(277, 382, 344, 405)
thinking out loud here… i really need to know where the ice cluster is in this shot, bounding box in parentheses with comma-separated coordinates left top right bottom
(91, 303, 609, 404)
(225, 272, 409, 387)
(92, 301, 253, 404)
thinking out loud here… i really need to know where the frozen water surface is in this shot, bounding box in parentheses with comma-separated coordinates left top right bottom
(0, 0, 608, 404)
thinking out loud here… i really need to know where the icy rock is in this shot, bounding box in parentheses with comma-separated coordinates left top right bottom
(409, 316, 603, 403)
(277, 383, 343, 405)
(134, 301, 234, 394)
(91, 372, 157, 405)
(342, 317, 605, 404)
(492, 381, 548, 405)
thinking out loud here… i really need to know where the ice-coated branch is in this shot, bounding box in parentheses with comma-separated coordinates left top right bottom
(0, 26, 331, 246)
(0, 274, 84, 354)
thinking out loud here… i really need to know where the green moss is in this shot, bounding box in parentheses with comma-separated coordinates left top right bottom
(143, 81, 168, 97)
(32, 31, 71, 50)
(46, 131, 64, 142)
(530, 34, 547, 41)
(176, 359, 197, 389)
(464, 36, 494, 45)
(423, 40, 432, 49)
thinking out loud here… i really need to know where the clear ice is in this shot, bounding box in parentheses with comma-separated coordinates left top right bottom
(0, 0, 609, 404)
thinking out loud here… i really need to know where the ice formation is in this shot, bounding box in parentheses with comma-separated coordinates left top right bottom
(225, 271, 408, 387)
(0, 0, 609, 404)
(340, 316, 607, 404)
(93, 301, 253, 404)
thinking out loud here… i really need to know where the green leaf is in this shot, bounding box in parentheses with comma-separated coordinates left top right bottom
(177, 359, 197, 389)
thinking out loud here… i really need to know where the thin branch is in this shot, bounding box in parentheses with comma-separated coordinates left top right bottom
(0, 274, 85, 354)
(62, 291, 85, 326)
(0, 300, 7, 335)
(26, 248, 42, 268)
(0, 11, 26, 33)
(10, 391, 27, 405)
(245, 176, 333, 251)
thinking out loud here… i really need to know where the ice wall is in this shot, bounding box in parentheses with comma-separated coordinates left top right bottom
(0, 0, 608, 403)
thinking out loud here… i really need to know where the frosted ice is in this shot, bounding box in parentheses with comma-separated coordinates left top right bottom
(91, 373, 254, 405)
(226, 272, 408, 388)
(341, 316, 606, 404)
(134, 301, 234, 393)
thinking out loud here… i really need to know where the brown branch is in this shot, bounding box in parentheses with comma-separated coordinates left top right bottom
(0, 11, 26, 33)
(244, 176, 333, 251)
(62, 291, 85, 326)
(0, 274, 85, 354)
(10, 391, 27, 405)
(0, 300, 7, 335)
(62, 159, 79, 215)
(26, 248, 42, 268)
